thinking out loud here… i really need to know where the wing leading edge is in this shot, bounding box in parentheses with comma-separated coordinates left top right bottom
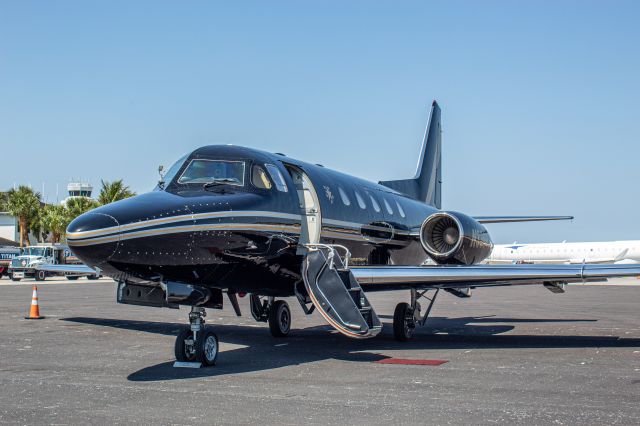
(352, 263, 640, 291)
(474, 216, 574, 224)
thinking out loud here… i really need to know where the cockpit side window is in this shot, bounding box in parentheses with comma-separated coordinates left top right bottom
(265, 164, 289, 192)
(251, 165, 273, 190)
(159, 153, 189, 189)
(177, 159, 245, 186)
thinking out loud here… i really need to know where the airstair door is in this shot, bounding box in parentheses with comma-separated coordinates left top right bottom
(285, 165, 321, 252)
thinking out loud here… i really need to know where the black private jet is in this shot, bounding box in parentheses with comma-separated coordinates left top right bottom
(43, 102, 640, 366)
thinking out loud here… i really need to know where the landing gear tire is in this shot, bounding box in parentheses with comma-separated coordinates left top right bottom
(195, 329, 219, 366)
(174, 328, 196, 362)
(35, 270, 46, 281)
(393, 302, 415, 342)
(268, 300, 291, 337)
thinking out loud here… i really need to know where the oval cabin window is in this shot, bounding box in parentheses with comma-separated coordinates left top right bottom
(338, 187, 351, 206)
(354, 191, 366, 209)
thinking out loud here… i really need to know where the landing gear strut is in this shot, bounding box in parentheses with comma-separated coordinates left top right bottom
(393, 289, 439, 341)
(174, 306, 219, 366)
(250, 294, 291, 337)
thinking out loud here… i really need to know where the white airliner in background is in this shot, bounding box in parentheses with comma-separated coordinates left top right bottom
(488, 241, 640, 264)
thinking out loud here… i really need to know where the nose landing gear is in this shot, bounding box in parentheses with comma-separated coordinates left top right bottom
(174, 306, 219, 366)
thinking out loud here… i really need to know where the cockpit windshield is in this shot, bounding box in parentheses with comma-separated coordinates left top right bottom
(162, 154, 189, 186)
(177, 159, 245, 186)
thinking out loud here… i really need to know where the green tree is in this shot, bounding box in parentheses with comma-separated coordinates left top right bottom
(0, 192, 8, 211)
(41, 204, 68, 243)
(98, 180, 135, 205)
(65, 197, 99, 223)
(5, 186, 41, 247)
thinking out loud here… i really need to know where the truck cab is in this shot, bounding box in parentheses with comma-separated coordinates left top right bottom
(7, 244, 90, 281)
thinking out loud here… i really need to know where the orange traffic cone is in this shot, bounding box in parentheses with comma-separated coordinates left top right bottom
(25, 285, 44, 320)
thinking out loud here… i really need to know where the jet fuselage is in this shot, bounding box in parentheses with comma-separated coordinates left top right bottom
(67, 145, 436, 295)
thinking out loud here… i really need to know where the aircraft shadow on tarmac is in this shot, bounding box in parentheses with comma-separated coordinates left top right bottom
(62, 315, 640, 382)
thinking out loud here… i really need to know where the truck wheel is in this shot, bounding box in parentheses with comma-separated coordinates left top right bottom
(66, 276, 79, 281)
(35, 270, 46, 281)
(87, 275, 99, 280)
(11, 275, 21, 282)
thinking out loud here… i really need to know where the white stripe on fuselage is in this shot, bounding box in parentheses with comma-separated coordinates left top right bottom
(66, 210, 417, 247)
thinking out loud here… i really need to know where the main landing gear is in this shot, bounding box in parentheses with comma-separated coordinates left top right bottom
(393, 289, 440, 341)
(250, 294, 292, 337)
(175, 307, 219, 366)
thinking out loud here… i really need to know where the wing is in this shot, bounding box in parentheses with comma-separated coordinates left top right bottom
(352, 263, 640, 291)
(474, 216, 573, 224)
(35, 264, 97, 275)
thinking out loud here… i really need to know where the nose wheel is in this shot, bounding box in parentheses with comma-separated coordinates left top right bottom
(175, 307, 219, 366)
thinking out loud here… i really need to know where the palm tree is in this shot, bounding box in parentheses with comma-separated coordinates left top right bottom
(41, 204, 68, 243)
(0, 192, 7, 211)
(5, 186, 41, 247)
(65, 197, 99, 223)
(98, 180, 135, 205)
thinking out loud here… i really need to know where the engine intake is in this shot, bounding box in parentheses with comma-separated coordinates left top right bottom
(420, 211, 493, 265)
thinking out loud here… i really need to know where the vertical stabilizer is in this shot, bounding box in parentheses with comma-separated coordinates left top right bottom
(379, 101, 442, 208)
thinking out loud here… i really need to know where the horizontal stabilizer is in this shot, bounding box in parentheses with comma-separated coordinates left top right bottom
(474, 216, 573, 224)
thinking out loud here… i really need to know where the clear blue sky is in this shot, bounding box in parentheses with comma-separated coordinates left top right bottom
(1, 1, 639, 243)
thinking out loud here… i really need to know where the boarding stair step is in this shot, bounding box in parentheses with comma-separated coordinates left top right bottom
(302, 248, 382, 338)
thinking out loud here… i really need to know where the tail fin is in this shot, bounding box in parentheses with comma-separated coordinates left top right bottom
(379, 100, 442, 208)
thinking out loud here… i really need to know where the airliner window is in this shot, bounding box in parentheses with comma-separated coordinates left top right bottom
(395, 200, 406, 218)
(354, 190, 366, 209)
(338, 187, 351, 206)
(264, 164, 288, 192)
(178, 159, 245, 186)
(383, 198, 394, 215)
(368, 193, 381, 213)
(251, 165, 272, 190)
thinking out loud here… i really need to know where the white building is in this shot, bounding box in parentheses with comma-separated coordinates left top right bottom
(0, 212, 18, 242)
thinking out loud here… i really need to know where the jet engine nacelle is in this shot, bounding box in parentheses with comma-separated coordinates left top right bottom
(420, 211, 493, 265)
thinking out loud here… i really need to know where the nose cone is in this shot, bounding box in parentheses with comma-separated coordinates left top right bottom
(66, 212, 120, 267)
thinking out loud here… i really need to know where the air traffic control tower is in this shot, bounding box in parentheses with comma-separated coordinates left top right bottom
(61, 182, 94, 205)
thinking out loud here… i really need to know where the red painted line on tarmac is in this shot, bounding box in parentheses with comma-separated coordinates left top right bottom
(374, 358, 448, 366)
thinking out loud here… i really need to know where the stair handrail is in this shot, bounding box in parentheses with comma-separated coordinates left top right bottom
(303, 243, 351, 270)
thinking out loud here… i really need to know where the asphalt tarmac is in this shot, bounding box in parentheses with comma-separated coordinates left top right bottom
(0, 277, 638, 425)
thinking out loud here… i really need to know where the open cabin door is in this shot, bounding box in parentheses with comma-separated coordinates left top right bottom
(284, 165, 321, 254)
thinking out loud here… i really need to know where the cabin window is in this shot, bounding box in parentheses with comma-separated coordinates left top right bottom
(178, 159, 245, 186)
(368, 193, 381, 213)
(264, 164, 289, 192)
(354, 190, 366, 209)
(251, 165, 272, 190)
(395, 200, 406, 218)
(383, 198, 394, 215)
(338, 187, 351, 206)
